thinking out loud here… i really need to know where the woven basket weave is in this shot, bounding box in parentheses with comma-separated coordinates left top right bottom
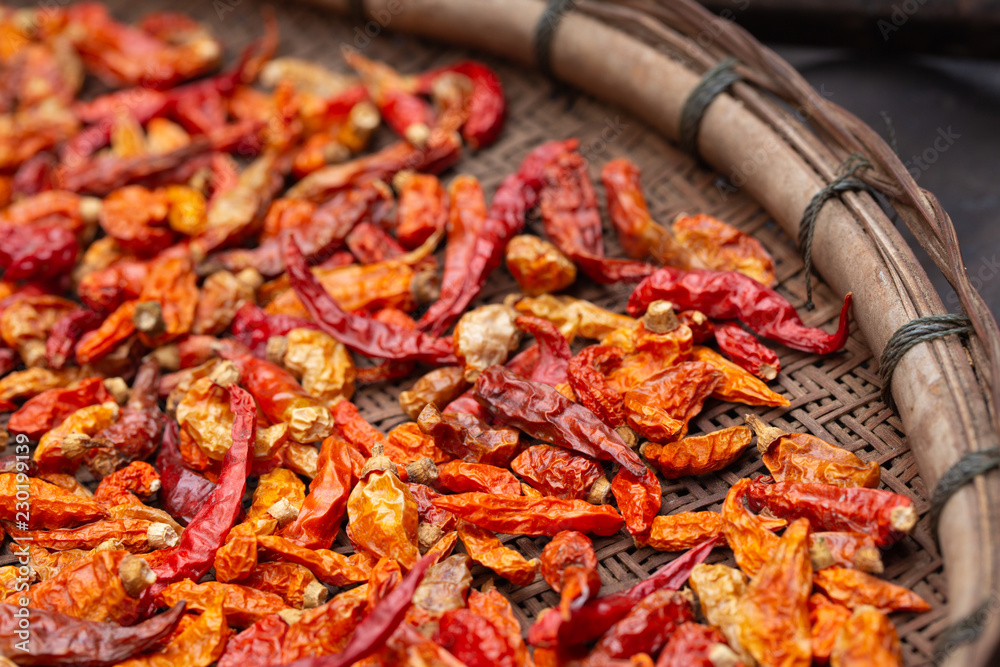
(70, 0, 1000, 664)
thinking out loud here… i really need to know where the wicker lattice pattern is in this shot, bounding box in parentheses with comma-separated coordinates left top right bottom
(70, 1, 948, 663)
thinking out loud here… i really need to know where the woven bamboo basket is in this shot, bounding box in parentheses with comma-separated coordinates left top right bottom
(84, 0, 1000, 664)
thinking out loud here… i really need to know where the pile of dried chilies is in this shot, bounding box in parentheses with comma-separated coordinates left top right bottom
(0, 4, 924, 666)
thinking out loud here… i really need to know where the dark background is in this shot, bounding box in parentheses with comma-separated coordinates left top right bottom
(702, 0, 1000, 317)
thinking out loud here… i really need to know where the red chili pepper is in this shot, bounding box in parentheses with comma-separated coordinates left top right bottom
(0, 347, 18, 379)
(416, 61, 505, 149)
(528, 537, 718, 647)
(282, 553, 435, 667)
(155, 420, 217, 525)
(12, 152, 57, 197)
(280, 434, 354, 550)
(516, 315, 571, 388)
(713, 320, 781, 380)
(229, 303, 319, 358)
(55, 139, 212, 196)
(144, 386, 256, 609)
(443, 344, 541, 420)
(418, 139, 577, 336)
(629, 267, 853, 354)
(344, 50, 435, 146)
(746, 478, 917, 547)
(45, 308, 104, 370)
(346, 221, 406, 264)
(8, 377, 113, 441)
(611, 466, 662, 537)
(474, 365, 645, 475)
(0, 222, 78, 282)
(285, 234, 457, 364)
(567, 345, 627, 429)
(588, 589, 695, 661)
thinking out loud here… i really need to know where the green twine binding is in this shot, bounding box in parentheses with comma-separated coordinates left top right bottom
(534, 0, 578, 81)
(679, 57, 743, 156)
(878, 313, 973, 410)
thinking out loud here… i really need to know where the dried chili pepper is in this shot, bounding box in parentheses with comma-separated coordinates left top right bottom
(640, 512, 724, 552)
(33, 401, 120, 471)
(642, 425, 752, 478)
(219, 344, 335, 444)
(457, 520, 540, 586)
(281, 433, 354, 549)
(720, 478, 780, 576)
(830, 606, 903, 667)
(437, 460, 521, 496)
(672, 213, 776, 286)
(0, 473, 107, 528)
(346, 220, 406, 264)
(810, 531, 884, 574)
(506, 234, 577, 296)
(239, 562, 327, 609)
(8, 518, 177, 552)
(611, 465, 661, 537)
(812, 567, 930, 613)
(809, 592, 852, 662)
(0, 601, 185, 667)
(568, 344, 626, 428)
(416, 60, 505, 149)
(688, 563, 752, 666)
(655, 621, 739, 667)
(258, 534, 374, 586)
(540, 530, 601, 619)
(745, 479, 917, 547)
(624, 362, 723, 442)
(283, 553, 435, 667)
(432, 492, 623, 537)
(230, 302, 318, 358)
(192, 269, 258, 336)
(0, 221, 79, 282)
(75, 299, 137, 365)
(529, 537, 717, 648)
(346, 445, 421, 569)
(45, 308, 103, 370)
(418, 140, 576, 336)
(216, 613, 286, 667)
(514, 293, 636, 343)
(476, 365, 645, 475)
(285, 234, 456, 363)
(417, 403, 522, 467)
(144, 386, 256, 606)
(587, 589, 695, 662)
(713, 321, 782, 381)
(629, 266, 853, 354)
(393, 171, 448, 249)
(514, 315, 572, 390)
(117, 588, 230, 667)
(7, 377, 113, 440)
(280, 586, 368, 663)
(736, 518, 812, 667)
(689, 346, 789, 407)
(157, 580, 288, 628)
(453, 304, 523, 382)
(747, 414, 881, 489)
(601, 158, 703, 269)
(511, 444, 610, 503)
(344, 50, 434, 145)
(399, 366, 469, 420)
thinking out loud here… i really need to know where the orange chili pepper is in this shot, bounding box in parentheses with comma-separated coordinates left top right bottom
(33, 401, 120, 471)
(624, 361, 723, 442)
(540, 530, 601, 620)
(281, 433, 355, 549)
(812, 567, 931, 613)
(238, 561, 328, 609)
(257, 534, 375, 586)
(809, 592, 852, 663)
(511, 445, 610, 504)
(156, 580, 289, 628)
(810, 531, 884, 574)
(505, 233, 577, 296)
(672, 213, 776, 286)
(385, 422, 452, 465)
(437, 460, 521, 496)
(611, 465, 661, 537)
(280, 586, 368, 663)
(640, 511, 724, 552)
(432, 492, 624, 537)
(830, 606, 903, 666)
(457, 520, 539, 586)
(720, 478, 779, 576)
(0, 473, 108, 528)
(7, 518, 178, 553)
(643, 425, 752, 478)
(690, 345, 789, 407)
(7, 377, 115, 441)
(75, 299, 137, 364)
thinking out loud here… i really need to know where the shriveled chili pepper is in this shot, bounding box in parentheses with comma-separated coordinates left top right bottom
(688, 563, 752, 666)
(0, 600, 186, 667)
(452, 304, 523, 382)
(144, 386, 256, 607)
(75, 299, 137, 365)
(514, 294, 637, 343)
(418, 140, 576, 336)
(417, 403, 522, 467)
(506, 234, 577, 296)
(540, 530, 601, 619)
(511, 444, 610, 504)
(655, 621, 739, 667)
(344, 50, 434, 146)
(601, 158, 704, 269)
(830, 606, 903, 667)
(155, 419, 216, 525)
(7, 377, 113, 440)
(611, 465, 661, 537)
(85, 358, 166, 478)
(529, 537, 717, 648)
(640, 512, 724, 552)
(736, 518, 812, 667)
(604, 312, 695, 395)
(25, 550, 157, 625)
(677, 309, 714, 343)
(810, 531, 884, 574)
(568, 344, 626, 429)
(117, 588, 230, 667)
(7, 518, 177, 553)
(713, 320, 782, 381)
(434, 603, 523, 667)
(812, 567, 930, 613)
(432, 492, 622, 537)
(476, 365, 644, 475)
(745, 479, 917, 547)
(628, 267, 853, 354)
(285, 234, 456, 363)
(157, 580, 289, 628)
(258, 534, 374, 586)
(393, 171, 448, 250)
(624, 362, 723, 442)
(192, 269, 259, 336)
(747, 414, 881, 489)
(516, 314, 573, 391)
(230, 302, 318, 358)
(0, 295, 77, 367)
(415, 60, 505, 149)
(457, 519, 540, 586)
(45, 307, 104, 370)
(216, 613, 286, 667)
(281, 433, 354, 549)
(280, 586, 368, 663)
(689, 346, 789, 407)
(0, 473, 107, 528)
(33, 401, 120, 471)
(642, 425, 752, 478)
(672, 213, 776, 286)
(399, 366, 469, 420)
(345, 220, 406, 264)
(384, 423, 450, 467)
(283, 553, 435, 667)
(720, 478, 780, 576)
(587, 589, 695, 662)
(239, 562, 327, 609)
(809, 592, 852, 663)
(437, 460, 521, 496)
